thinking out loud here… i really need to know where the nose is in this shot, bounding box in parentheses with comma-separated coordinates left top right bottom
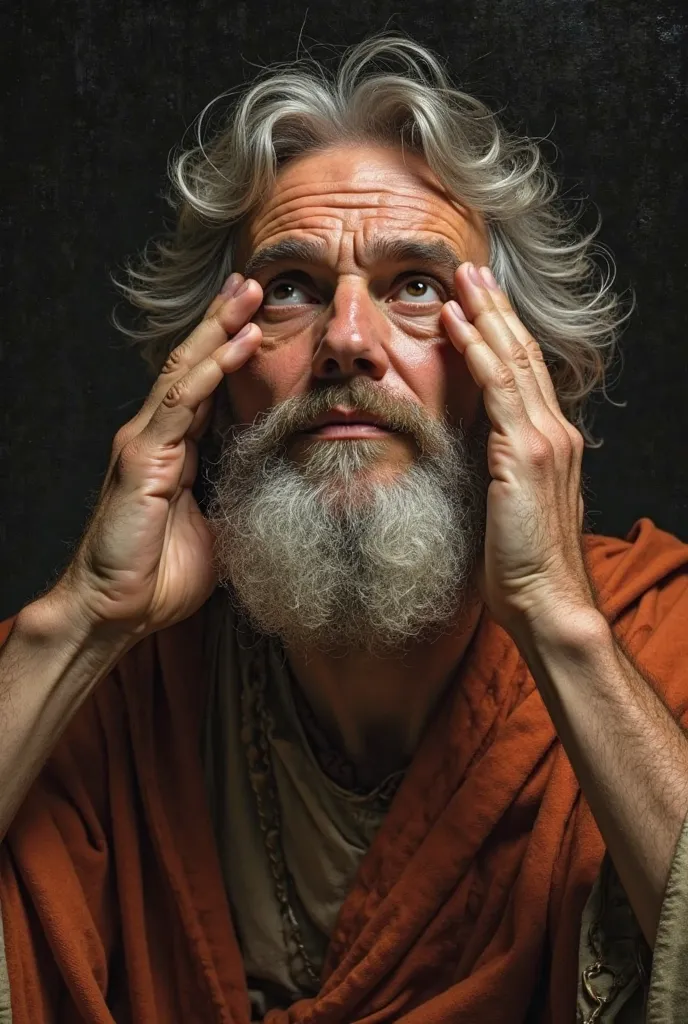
(312, 280, 390, 382)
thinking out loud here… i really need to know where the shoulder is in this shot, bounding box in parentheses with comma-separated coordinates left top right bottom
(585, 519, 688, 718)
(584, 517, 688, 621)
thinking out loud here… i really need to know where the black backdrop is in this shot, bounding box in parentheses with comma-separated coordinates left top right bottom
(2, 0, 687, 620)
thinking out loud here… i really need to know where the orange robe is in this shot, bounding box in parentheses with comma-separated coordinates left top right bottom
(1, 518, 687, 1023)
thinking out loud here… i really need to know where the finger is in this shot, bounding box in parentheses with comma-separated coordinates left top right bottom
(203, 273, 244, 319)
(159, 277, 264, 381)
(123, 277, 264, 441)
(136, 325, 262, 460)
(475, 265, 566, 421)
(451, 262, 551, 420)
(474, 267, 587, 467)
(441, 303, 530, 435)
(178, 436, 200, 492)
(187, 395, 214, 442)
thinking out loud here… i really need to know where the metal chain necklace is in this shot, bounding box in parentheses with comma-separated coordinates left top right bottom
(240, 638, 322, 992)
(239, 630, 406, 995)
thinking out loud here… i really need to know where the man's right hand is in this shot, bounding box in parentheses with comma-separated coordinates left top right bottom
(56, 272, 263, 641)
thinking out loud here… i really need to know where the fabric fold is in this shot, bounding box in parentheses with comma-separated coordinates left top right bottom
(0, 518, 686, 1022)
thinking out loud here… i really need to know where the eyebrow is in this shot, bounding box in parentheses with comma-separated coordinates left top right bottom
(242, 235, 464, 280)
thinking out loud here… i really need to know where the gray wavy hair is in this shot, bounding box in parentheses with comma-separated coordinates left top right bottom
(110, 32, 632, 441)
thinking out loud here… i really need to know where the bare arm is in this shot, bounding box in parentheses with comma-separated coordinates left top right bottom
(440, 262, 688, 951)
(0, 272, 264, 841)
(520, 610, 688, 950)
(0, 589, 134, 840)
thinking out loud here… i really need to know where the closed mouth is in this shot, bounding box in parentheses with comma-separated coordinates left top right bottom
(300, 408, 396, 433)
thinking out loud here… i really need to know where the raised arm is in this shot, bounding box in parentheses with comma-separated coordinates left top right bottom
(0, 273, 263, 839)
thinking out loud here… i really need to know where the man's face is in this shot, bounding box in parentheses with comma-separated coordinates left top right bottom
(208, 144, 491, 653)
(226, 143, 490, 468)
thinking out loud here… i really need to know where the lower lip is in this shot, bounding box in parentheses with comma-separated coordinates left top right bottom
(301, 424, 395, 439)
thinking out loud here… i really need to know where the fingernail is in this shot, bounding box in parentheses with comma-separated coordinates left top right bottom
(232, 324, 253, 341)
(466, 262, 483, 288)
(234, 280, 251, 298)
(220, 272, 242, 297)
(446, 300, 467, 321)
(480, 266, 499, 291)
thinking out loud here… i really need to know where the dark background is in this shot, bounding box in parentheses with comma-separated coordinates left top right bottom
(1, 0, 687, 621)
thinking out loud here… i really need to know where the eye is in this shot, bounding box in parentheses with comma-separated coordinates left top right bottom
(393, 278, 443, 304)
(263, 280, 317, 306)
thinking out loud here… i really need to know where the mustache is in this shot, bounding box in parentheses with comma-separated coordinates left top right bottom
(223, 377, 454, 458)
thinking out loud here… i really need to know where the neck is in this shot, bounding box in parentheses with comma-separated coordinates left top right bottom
(286, 600, 483, 789)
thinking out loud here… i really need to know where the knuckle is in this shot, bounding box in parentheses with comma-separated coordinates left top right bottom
(161, 343, 189, 375)
(162, 379, 189, 408)
(510, 344, 531, 371)
(526, 432, 553, 468)
(493, 364, 517, 391)
(112, 426, 130, 451)
(114, 437, 141, 477)
(549, 424, 572, 455)
(112, 425, 136, 456)
(550, 421, 582, 457)
(530, 346, 547, 367)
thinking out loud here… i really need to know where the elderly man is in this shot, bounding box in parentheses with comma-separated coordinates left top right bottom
(1, 33, 687, 1024)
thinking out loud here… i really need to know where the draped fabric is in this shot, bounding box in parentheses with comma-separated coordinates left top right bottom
(1, 519, 687, 1023)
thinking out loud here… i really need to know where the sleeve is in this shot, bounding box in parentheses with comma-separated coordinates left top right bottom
(575, 852, 650, 1023)
(571, 525, 688, 1023)
(645, 805, 688, 1023)
(0, 612, 120, 1023)
(599, 543, 688, 1022)
(0, 617, 16, 646)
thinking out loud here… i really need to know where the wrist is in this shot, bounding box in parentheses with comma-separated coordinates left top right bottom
(514, 602, 615, 681)
(508, 584, 608, 648)
(17, 582, 135, 658)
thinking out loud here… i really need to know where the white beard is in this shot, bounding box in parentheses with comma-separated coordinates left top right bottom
(203, 380, 489, 654)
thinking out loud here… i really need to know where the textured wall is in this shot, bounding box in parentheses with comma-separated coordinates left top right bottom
(1, 0, 687, 618)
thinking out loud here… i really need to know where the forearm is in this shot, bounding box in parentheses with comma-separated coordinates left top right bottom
(518, 608, 688, 949)
(0, 587, 133, 840)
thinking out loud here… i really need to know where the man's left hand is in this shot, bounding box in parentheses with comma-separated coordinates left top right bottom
(440, 261, 595, 640)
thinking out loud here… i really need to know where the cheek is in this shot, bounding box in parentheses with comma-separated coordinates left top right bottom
(223, 320, 484, 429)
(389, 324, 482, 428)
(223, 344, 312, 423)
(224, 313, 324, 421)
(433, 338, 483, 429)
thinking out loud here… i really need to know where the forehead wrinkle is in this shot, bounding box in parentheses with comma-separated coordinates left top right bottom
(254, 173, 449, 210)
(250, 206, 444, 253)
(249, 204, 470, 259)
(259, 188, 445, 216)
(249, 175, 459, 246)
(243, 231, 465, 281)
